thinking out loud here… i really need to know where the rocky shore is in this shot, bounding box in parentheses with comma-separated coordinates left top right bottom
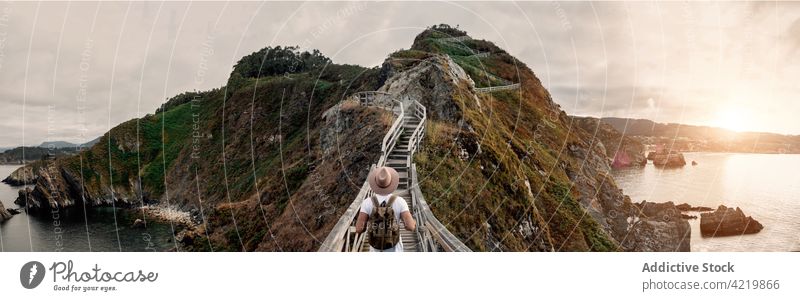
(700, 205, 763, 237)
(137, 205, 195, 227)
(629, 201, 692, 251)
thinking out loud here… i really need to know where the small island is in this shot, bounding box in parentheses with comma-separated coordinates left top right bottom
(647, 150, 687, 168)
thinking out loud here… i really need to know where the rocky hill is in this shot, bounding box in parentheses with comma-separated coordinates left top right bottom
(400, 24, 687, 251)
(0, 146, 77, 165)
(11, 25, 689, 252)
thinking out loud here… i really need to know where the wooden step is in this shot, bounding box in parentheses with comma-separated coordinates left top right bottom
(386, 159, 406, 165)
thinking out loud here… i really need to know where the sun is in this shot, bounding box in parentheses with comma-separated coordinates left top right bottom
(712, 107, 748, 132)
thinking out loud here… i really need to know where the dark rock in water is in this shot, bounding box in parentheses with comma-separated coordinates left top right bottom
(649, 150, 686, 168)
(132, 218, 146, 229)
(700, 205, 763, 237)
(0, 202, 13, 222)
(675, 203, 714, 212)
(7, 208, 21, 215)
(691, 160, 698, 166)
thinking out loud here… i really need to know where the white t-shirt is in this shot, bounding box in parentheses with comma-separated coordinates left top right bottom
(360, 194, 410, 252)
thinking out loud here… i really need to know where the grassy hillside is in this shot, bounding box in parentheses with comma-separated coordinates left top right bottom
(410, 25, 619, 251)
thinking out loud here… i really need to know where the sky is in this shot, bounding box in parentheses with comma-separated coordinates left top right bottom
(1, 1, 799, 147)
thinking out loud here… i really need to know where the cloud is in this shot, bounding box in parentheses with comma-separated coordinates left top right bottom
(0, 1, 799, 148)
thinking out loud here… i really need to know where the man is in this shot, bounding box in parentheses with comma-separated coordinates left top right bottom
(355, 166, 416, 252)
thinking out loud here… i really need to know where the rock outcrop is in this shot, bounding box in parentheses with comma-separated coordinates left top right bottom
(132, 219, 146, 229)
(2, 165, 37, 186)
(14, 163, 96, 212)
(0, 201, 13, 222)
(648, 150, 686, 167)
(675, 203, 714, 212)
(700, 205, 763, 237)
(626, 201, 691, 251)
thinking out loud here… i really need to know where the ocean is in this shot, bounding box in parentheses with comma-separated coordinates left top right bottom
(0, 165, 175, 252)
(612, 153, 800, 251)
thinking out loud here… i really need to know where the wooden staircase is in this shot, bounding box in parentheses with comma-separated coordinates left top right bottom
(319, 92, 470, 252)
(360, 114, 421, 252)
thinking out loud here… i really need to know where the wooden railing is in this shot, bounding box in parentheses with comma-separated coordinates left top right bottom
(463, 52, 490, 58)
(475, 83, 521, 93)
(410, 164, 471, 252)
(437, 36, 471, 42)
(319, 92, 402, 252)
(404, 100, 470, 252)
(318, 178, 373, 252)
(378, 100, 404, 168)
(353, 91, 394, 109)
(407, 99, 426, 155)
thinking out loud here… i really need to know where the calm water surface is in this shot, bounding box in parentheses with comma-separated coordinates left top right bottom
(0, 165, 176, 251)
(612, 153, 800, 251)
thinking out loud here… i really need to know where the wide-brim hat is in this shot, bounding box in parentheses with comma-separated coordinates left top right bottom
(367, 166, 400, 195)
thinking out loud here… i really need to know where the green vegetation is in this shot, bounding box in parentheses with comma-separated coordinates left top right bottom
(231, 46, 331, 79)
(0, 146, 76, 164)
(139, 102, 197, 195)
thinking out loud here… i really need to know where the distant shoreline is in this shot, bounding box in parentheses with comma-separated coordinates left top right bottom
(678, 151, 800, 155)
